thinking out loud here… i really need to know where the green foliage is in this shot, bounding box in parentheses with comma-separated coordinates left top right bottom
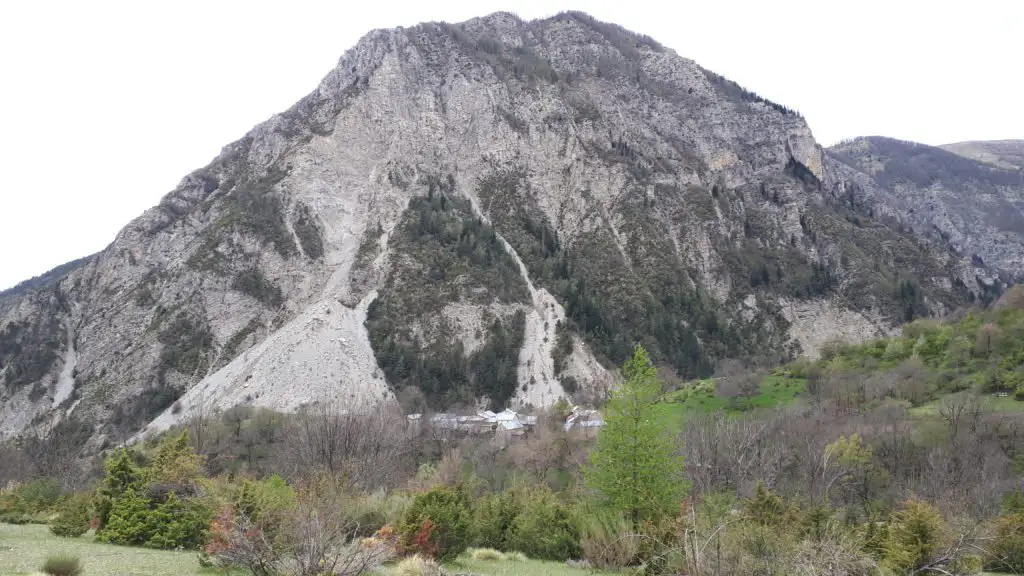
(475, 168, 784, 379)
(231, 269, 282, 308)
(578, 509, 639, 569)
(470, 487, 580, 561)
(743, 483, 791, 527)
(40, 554, 83, 576)
(50, 493, 92, 538)
(219, 165, 297, 259)
(948, 553, 983, 575)
(140, 492, 212, 550)
(97, 486, 212, 550)
(400, 486, 472, 560)
(157, 313, 213, 381)
(233, 475, 296, 526)
(366, 193, 532, 409)
(96, 487, 153, 546)
(585, 346, 685, 524)
(471, 491, 520, 552)
(96, 449, 142, 529)
(990, 509, 1024, 573)
(0, 312, 64, 391)
(791, 304, 1024, 408)
(884, 498, 950, 573)
(468, 312, 526, 408)
(94, 438, 210, 550)
(145, 431, 203, 487)
(292, 202, 324, 259)
(551, 322, 573, 377)
(14, 479, 62, 514)
(506, 490, 580, 561)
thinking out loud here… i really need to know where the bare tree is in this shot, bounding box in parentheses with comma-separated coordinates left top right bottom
(186, 387, 211, 459)
(281, 402, 414, 489)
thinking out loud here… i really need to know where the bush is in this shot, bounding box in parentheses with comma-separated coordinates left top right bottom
(394, 554, 443, 576)
(506, 490, 580, 561)
(50, 493, 91, 538)
(884, 498, 950, 572)
(40, 554, 82, 576)
(471, 491, 520, 551)
(949, 553, 982, 575)
(95, 488, 152, 546)
(579, 510, 639, 569)
(469, 547, 505, 561)
(399, 486, 471, 560)
(989, 511, 1024, 574)
(17, 479, 63, 514)
(96, 487, 211, 550)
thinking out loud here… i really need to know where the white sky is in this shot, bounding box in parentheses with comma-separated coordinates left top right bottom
(1, 0, 1021, 290)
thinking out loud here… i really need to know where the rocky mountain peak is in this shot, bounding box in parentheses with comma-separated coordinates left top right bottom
(0, 12, 992, 452)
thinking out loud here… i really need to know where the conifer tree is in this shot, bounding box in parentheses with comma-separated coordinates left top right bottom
(585, 345, 685, 523)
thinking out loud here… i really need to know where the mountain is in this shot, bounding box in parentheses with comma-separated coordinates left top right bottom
(0, 12, 987, 451)
(941, 139, 1024, 171)
(828, 137, 1024, 279)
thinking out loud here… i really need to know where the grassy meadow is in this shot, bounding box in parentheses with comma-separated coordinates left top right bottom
(0, 523, 208, 576)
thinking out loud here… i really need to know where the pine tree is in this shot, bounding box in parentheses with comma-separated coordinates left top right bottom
(146, 430, 202, 487)
(584, 345, 685, 524)
(96, 487, 153, 546)
(95, 448, 141, 530)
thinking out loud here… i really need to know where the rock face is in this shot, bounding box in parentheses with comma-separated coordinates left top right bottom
(0, 12, 987, 448)
(829, 137, 1024, 280)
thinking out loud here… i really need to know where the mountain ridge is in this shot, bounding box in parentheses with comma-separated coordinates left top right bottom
(828, 136, 1024, 280)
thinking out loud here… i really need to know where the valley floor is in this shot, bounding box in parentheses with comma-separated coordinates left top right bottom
(0, 523, 617, 576)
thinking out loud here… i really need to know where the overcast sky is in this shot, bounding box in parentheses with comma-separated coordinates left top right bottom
(0, 0, 1021, 290)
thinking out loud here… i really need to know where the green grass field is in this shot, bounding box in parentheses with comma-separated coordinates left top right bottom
(655, 375, 807, 433)
(908, 393, 1024, 417)
(0, 524, 610, 576)
(0, 523, 208, 575)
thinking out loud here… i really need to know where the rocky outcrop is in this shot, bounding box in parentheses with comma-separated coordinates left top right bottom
(829, 137, 1024, 281)
(0, 12, 984, 448)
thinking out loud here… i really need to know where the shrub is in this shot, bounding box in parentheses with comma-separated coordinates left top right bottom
(95, 487, 152, 546)
(394, 554, 443, 576)
(399, 486, 471, 560)
(50, 493, 91, 538)
(506, 550, 528, 561)
(469, 547, 506, 561)
(949, 553, 982, 575)
(989, 511, 1024, 574)
(884, 498, 950, 572)
(96, 487, 211, 550)
(471, 491, 520, 551)
(142, 492, 213, 549)
(40, 554, 82, 576)
(579, 510, 639, 569)
(17, 479, 62, 514)
(506, 490, 580, 561)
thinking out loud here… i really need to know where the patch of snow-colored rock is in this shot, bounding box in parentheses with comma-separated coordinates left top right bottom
(779, 297, 890, 359)
(146, 291, 392, 435)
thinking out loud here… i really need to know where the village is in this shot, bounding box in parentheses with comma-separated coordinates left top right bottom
(405, 405, 604, 444)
